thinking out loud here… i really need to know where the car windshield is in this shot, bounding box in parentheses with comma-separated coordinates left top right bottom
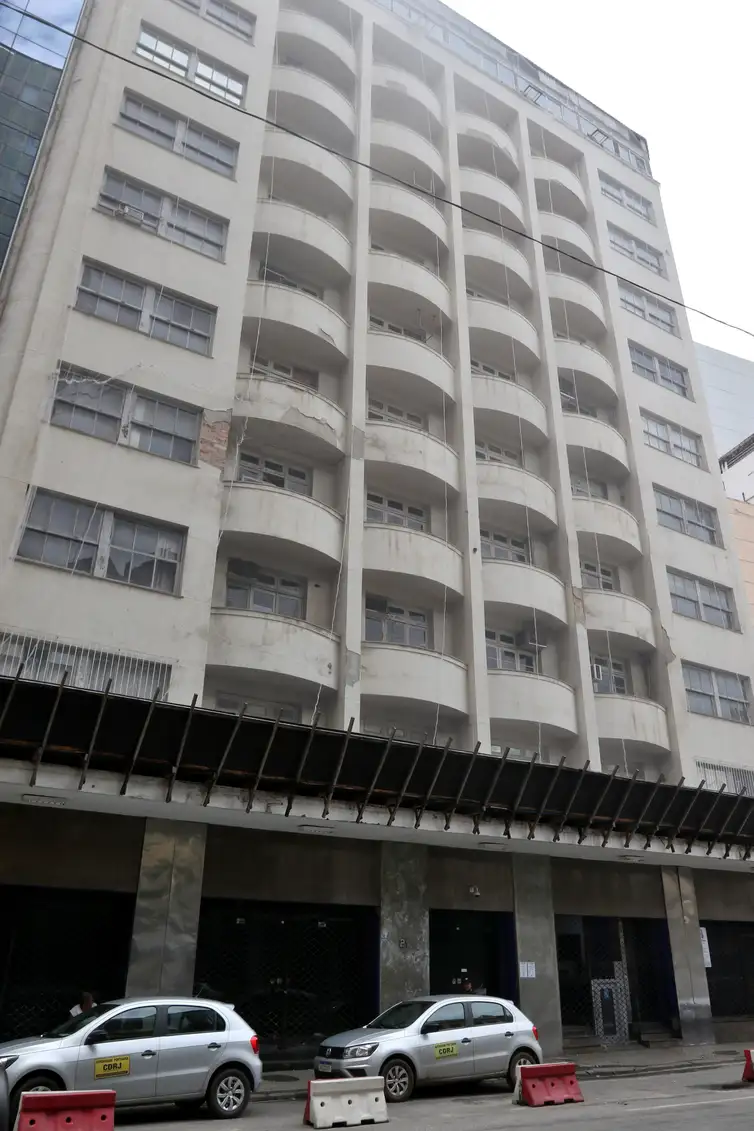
(365, 1000, 433, 1030)
(43, 1003, 115, 1038)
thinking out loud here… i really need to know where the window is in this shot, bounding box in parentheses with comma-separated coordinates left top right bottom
(237, 452, 311, 495)
(252, 357, 318, 389)
(608, 224, 664, 274)
(581, 561, 617, 591)
(599, 172, 654, 222)
(226, 559, 306, 618)
(642, 413, 702, 466)
(368, 398, 425, 430)
(668, 570, 736, 630)
(592, 655, 628, 695)
(476, 439, 522, 465)
(683, 663, 750, 724)
(75, 262, 215, 355)
(654, 488, 719, 545)
(260, 262, 322, 299)
(471, 358, 515, 383)
(369, 314, 426, 343)
(366, 493, 427, 531)
(119, 92, 238, 177)
(696, 760, 754, 796)
(136, 26, 246, 106)
(215, 692, 301, 723)
(559, 376, 597, 417)
(99, 171, 228, 259)
(18, 490, 185, 594)
(364, 595, 429, 648)
(471, 1001, 513, 1026)
(429, 1003, 466, 1031)
(98, 1007, 157, 1042)
(166, 1006, 225, 1035)
(52, 366, 200, 464)
(207, 0, 256, 39)
(629, 343, 689, 399)
(571, 475, 608, 500)
(619, 282, 677, 334)
(480, 529, 528, 563)
(485, 629, 535, 673)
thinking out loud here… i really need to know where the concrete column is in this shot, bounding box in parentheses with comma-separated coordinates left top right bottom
(661, 866, 713, 1044)
(126, 819, 206, 997)
(379, 842, 429, 1011)
(512, 855, 562, 1057)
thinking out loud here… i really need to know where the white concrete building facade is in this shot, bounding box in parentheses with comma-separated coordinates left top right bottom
(0, 0, 751, 785)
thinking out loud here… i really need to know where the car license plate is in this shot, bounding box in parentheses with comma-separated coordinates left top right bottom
(319, 1062, 332, 1074)
(434, 1043, 458, 1060)
(94, 1056, 131, 1079)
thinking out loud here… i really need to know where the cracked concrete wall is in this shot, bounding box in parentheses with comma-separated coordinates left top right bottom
(379, 842, 429, 1011)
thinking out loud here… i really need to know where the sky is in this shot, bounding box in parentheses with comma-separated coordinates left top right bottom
(0, 0, 81, 66)
(449, 0, 754, 363)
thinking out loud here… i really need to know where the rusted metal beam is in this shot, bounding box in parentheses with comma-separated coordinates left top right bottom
(78, 679, 111, 790)
(285, 711, 320, 817)
(0, 663, 24, 740)
(601, 770, 639, 848)
(30, 672, 68, 787)
(322, 717, 354, 819)
(120, 686, 160, 796)
(665, 780, 705, 853)
(415, 738, 452, 830)
(166, 693, 197, 803)
(246, 711, 282, 814)
(473, 747, 509, 834)
(356, 730, 395, 823)
(578, 766, 617, 845)
(528, 757, 565, 840)
(204, 702, 246, 807)
(644, 776, 685, 850)
(553, 760, 590, 843)
(624, 773, 664, 849)
(710, 788, 746, 856)
(686, 783, 726, 854)
(387, 738, 425, 827)
(504, 753, 539, 838)
(444, 742, 480, 831)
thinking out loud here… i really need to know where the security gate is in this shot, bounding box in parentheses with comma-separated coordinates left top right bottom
(195, 899, 379, 1062)
(429, 910, 517, 1000)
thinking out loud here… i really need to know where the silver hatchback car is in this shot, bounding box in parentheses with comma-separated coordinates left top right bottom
(314, 995, 541, 1102)
(0, 997, 262, 1119)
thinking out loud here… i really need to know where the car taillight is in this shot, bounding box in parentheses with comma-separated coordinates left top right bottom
(250, 1035, 260, 1054)
(532, 1026, 539, 1041)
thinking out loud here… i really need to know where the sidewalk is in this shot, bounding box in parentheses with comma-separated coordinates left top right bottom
(254, 1042, 748, 1102)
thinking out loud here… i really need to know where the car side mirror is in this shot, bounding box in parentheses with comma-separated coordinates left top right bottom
(86, 1029, 108, 1045)
(421, 1021, 440, 1035)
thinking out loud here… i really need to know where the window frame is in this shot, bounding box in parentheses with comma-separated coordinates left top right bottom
(364, 595, 431, 649)
(480, 528, 529, 563)
(471, 358, 516, 383)
(641, 411, 703, 467)
(367, 397, 425, 431)
(237, 452, 312, 495)
(226, 559, 307, 619)
(654, 487, 720, 546)
(475, 438, 522, 466)
(485, 629, 536, 674)
(251, 356, 319, 390)
(628, 342, 690, 399)
(683, 662, 751, 724)
(571, 474, 608, 500)
(119, 91, 238, 178)
(366, 492, 428, 532)
(598, 172, 655, 223)
(591, 654, 629, 695)
(215, 691, 301, 723)
(619, 282, 677, 334)
(607, 223, 665, 275)
(136, 24, 247, 106)
(176, 0, 256, 40)
(668, 569, 737, 630)
(581, 560, 617, 591)
(368, 313, 427, 343)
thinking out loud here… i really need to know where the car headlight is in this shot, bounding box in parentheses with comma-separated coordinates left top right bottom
(343, 1044, 378, 1059)
(0, 1056, 18, 1070)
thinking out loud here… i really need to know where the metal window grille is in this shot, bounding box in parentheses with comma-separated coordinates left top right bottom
(0, 629, 171, 697)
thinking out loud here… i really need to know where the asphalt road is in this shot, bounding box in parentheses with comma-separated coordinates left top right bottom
(114, 1064, 754, 1131)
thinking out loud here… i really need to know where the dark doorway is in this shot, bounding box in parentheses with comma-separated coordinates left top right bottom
(429, 910, 517, 1001)
(0, 885, 134, 1041)
(195, 899, 379, 1063)
(702, 920, 754, 1017)
(622, 918, 678, 1033)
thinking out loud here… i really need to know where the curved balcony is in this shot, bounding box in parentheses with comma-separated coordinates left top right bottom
(472, 372, 548, 446)
(595, 694, 670, 755)
(235, 373, 346, 458)
(370, 180, 448, 248)
(547, 272, 607, 338)
(364, 524, 464, 599)
(572, 496, 642, 563)
(476, 462, 557, 532)
(208, 609, 338, 691)
(584, 589, 656, 653)
(254, 199, 351, 282)
(488, 671, 578, 741)
(532, 156, 587, 218)
(276, 9, 357, 87)
(554, 337, 617, 399)
(456, 112, 518, 177)
(372, 64, 443, 128)
(459, 167, 525, 231)
(467, 297, 540, 372)
(367, 329, 454, 401)
(539, 211, 595, 265)
(221, 483, 343, 568)
(563, 414, 629, 478)
(463, 228, 532, 298)
(368, 250, 450, 320)
(483, 559, 567, 628)
(262, 127, 353, 212)
(245, 282, 349, 366)
(365, 421, 459, 496)
(372, 119, 445, 183)
(271, 65, 356, 149)
(361, 643, 468, 715)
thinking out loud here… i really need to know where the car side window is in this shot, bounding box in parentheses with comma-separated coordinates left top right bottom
(98, 1006, 157, 1041)
(470, 1001, 513, 1026)
(166, 1006, 225, 1035)
(429, 1003, 466, 1031)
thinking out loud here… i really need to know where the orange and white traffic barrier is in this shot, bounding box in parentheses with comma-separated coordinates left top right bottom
(15, 1091, 116, 1131)
(513, 1062, 584, 1107)
(742, 1050, 754, 1082)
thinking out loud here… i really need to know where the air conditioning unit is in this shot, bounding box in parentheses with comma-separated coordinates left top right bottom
(591, 663, 604, 682)
(116, 203, 145, 224)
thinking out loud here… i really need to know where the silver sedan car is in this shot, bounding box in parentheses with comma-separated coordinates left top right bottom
(0, 997, 262, 1119)
(314, 995, 541, 1102)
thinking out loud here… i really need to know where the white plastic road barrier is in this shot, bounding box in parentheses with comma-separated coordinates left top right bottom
(303, 1077, 388, 1128)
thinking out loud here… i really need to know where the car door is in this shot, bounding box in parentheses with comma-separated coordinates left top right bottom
(414, 1001, 475, 1082)
(155, 1004, 229, 1099)
(75, 1006, 160, 1102)
(469, 1000, 516, 1078)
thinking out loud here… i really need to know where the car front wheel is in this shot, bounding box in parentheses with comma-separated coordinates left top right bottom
(507, 1049, 539, 1091)
(381, 1057, 415, 1103)
(206, 1067, 251, 1119)
(10, 1075, 61, 1121)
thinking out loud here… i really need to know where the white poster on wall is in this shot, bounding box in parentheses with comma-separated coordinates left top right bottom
(700, 926, 712, 968)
